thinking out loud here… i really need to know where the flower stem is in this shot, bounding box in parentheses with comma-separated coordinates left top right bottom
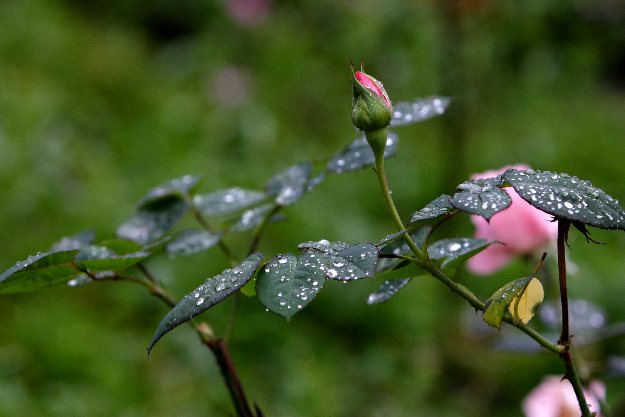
(107, 272, 259, 417)
(555, 219, 593, 416)
(371, 138, 424, 260)
(557, 220, 570, 346)
(205, 338, 257, 417)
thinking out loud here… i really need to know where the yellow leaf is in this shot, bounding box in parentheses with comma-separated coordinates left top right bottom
(508, 277, 544, 325)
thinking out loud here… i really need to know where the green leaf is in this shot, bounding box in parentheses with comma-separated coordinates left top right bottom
(409, 194, 455, 223)
(75, 249, 149, 273)
(367, 278, 412, 305)
(0, 250, 81, 293)
(256, 253, 326, 319)
(326, 132, 398, 174)
(483, 276, 544, 329)
(137, 175, 201, 210)
(117, 198, 189, 243)
(376, 227, 431, 273)
(428, 238, 492, 269)
(297, 240, 380, 281)
(266, 162, 312, 205)
(229, 203, 284, 233)
(298, 239, 349, 254)
(450, 176, 511, 220)
(504, 169, 625, 230)
(326, 243, 379, 281)
(98, 239, 144, 255)
(390, 97, 450, 127)
(51, 230, 96, 251)
(192, 187, 267, 217)
(148, 252, 264, 353)
(166, 229, 222, 257)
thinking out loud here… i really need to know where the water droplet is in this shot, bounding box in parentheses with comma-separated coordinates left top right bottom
(448, 242, 462, 252)
(278, 258, 288, 264)
(327, 269, 338, 278)
(196, 297, 205, 305)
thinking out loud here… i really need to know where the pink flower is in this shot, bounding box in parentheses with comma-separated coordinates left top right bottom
(522, 375, 605, 417)
(466, 164, 557, 275)
(351, 68, 392, 133)
(226, 0, 271, 27)
(354, 71, 392, 109)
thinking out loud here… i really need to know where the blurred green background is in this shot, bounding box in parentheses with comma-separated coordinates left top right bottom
(2, 0, 625, 416)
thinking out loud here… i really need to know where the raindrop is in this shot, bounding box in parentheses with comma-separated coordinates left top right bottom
(448, 243, 462, 252)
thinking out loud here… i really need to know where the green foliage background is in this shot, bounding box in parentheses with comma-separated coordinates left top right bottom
(1, 0, 625, 415)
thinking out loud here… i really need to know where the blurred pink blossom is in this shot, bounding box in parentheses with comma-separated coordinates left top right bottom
(466, 164, 557, 275)
(522, 375, 605, 417)
(226, 0, 271, 27)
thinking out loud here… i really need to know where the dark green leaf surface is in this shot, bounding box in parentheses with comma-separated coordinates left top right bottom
(367, 278, 412, 305)
(298, 239, 349, 254)
(326, 132, 398, 174)
(298, 240, 379, 281)
(483, 276, 532, 329)
(390, 97, 450, 127)
(137, 175, 201, 210)
(230, 203, 283, 233)
(192, 187, 266, 217)
(256, 253, 326, 319)
(450, 177, 511, 220)
(265, 162, 312, 205)
(99, 239, 144, 255)
(428, 238, 492, 269)
(409, 194, 455, 223)
(75, 251, 149, 273)
(51, 230, 97, 251)
(325, 243, 379, 281)
(166, 229, 222, 257)
(504, 169, 625, 230)
(0, 250, 81, 293)
(376, 227, 431, 273)
(117, 198, 189, 243)
(148, 252, 264, 353)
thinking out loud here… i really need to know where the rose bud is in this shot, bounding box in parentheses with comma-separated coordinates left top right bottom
(351, 66, 393, 158)
(351, 69, 392, 132)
